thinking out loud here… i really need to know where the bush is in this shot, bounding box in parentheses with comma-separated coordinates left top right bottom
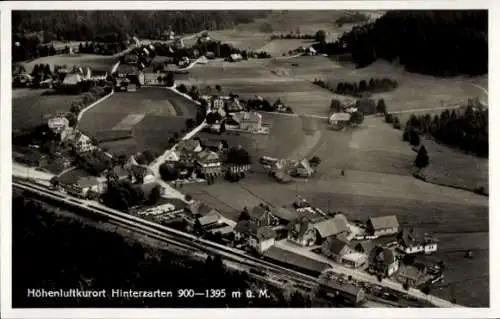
(392, 116, 401, 129)
(385, 113, 394, 123)
(177, 84, 188, 94)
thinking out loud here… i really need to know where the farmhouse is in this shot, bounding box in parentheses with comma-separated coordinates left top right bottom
(176, 139, 202, 154)
(315, 213, 350, 240)
(47, 115, 70, 140)
(60, 176, 105, 198)
(201, 139, 225, 152)
(231, 111, 262, 132)
(198, 210, 223, 228)
(395, 264, 429, 288)
(321, 235, 367, 268)
(129, 165, 155, 184)
(115, 64, 145, 87)
(286, 214, 326, 246)
(354, 241, 375, 255)
(109, 165, 130, 181)
(228, 53, 243, 62)
(367, 215, 400, 237)
(163, 149, 180, 162)
(293, 158, 315, 177)
(317, 273, 366, 306)
(70, 132, 96, 153)
(397, 229, 438, 255)
(226, 98, 244, 113)
(248, 204, 281, 227)
(369, 246, 399, 277)
(234, 220, 276, 254)
(195, 149, 222, 177)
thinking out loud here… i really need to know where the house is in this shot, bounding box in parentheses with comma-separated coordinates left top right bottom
(115, 64, 145, 86)
(248, 204, 281, 227)
(293, 158, 315, 177)
(314, 213, 350, 242)
(317, 273, 366, 306)
(47, 116, 69, 137)
(228, 53, 242, 62)
(397, 229, 438, 255)
(234, 221, 276, 254)
(71, 132, 96, 153)
(201, 139, 225, 152)
(321, 235, 366, 268)
(367, 215, 400, 237)
(369, 246, 399, 277)
(123, 54, 139, 65)
(195, 149, 222, 177)
(109, 165, 130, 181)
(395, 264, 429, 288)
(63, 176, 105, 198)
(163, 149, 180, 162)
(90, 70, 108, 81)
(354, 241, 375, 255)
(187, 201, 215, 217)
(198, 210, 223, 228)
(304, 47, 317, 56)
(231, 111, 262, 132)
(129, 165, 155, 184)
(286, 214, 326, 246)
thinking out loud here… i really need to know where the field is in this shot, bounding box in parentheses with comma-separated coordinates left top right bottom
(78, 87, 198, 156)
(12, 90, 82, 132)
(182, 116, 488, 306)
(21, 53, 118, 72)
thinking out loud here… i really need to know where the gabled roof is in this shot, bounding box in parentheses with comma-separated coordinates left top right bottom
(198, 211, 221, 226)
(116, 64, 138, 75)
(77, 176, 100, 188)
(62, 73, 82, 85)
(234, 220, 258, 235)
(318, 274, 364, 297)
(249, 205, 270, 219)
(323, 236, 351, 255)
(188, 201, 213, 216)
(355, 241, 375, 254)
(297, 159, 314, 175)
(314, 215, 349, 238)
(111, 165, 130, 179)
(256, 226, 277, 240)
(272, 206, 297, 222)
(369, 215, 399, 230)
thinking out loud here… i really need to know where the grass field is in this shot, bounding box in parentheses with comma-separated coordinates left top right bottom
(12, 91, 82, 132)
(79, 87, 198, 156)
(21, 53, 117, 72)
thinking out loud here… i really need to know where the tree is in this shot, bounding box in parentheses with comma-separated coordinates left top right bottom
(159, 162, 179, 181)
(350, 111, 364, 125)
(165, 71, 174, 87)
(49, 176, 59, 187)
(225, 146, 251, 165)
(409, 129, 421, 146)
(177, 84, 188, 94)
(309, 156, 321, 167)
(238, 207, 250, 221)
(330, 99, 342, 112)
(415, 145, 429, 169)
(219, 120, 226, 134)
(376, 98, 387, 114)
(215, 85, 222, 93)
(392, 116, 401, 129)
(421, 285, 431, 295)
(148, 185, 162, 205)
(315, 30, 327, 43)
(403, 282, 409, 291)
(185, 118, 195, 130)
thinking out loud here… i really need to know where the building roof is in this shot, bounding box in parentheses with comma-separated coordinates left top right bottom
(263, 246, 330, 274)
(354, 241, 375, 254)
(296, 159, 314, 175)
(198, 211, 221, 226)
(187, 201, 213, 216)
(318, 273, 364, 297)
(77, 176, 100, 188)
(116, 64, 138, 75)
(249, 205, 270, 219)
(234, 220, 258, 235)
(62, 73, 82, 85)
(256, 226, 277, 240)
(323, 236, 351, 255)
(397, 264, 426, 281)
(314, 215, 349, 238)
(369, 215, 400, 230)
(196, 149, 220, 163)
(272, 206, 297, 222)
(202, 139, 223, 149)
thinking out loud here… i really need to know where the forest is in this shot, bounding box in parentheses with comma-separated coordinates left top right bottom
(317, 10, 488, 76)
(12, 11, 270, 42)
(12, 193, 313, 307)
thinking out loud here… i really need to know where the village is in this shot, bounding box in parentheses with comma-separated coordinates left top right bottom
(11, 12, 488, 308)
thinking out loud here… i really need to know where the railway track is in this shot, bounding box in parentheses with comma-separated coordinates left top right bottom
(13, 180, 317, 289)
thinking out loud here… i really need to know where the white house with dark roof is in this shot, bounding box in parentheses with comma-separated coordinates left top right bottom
(369, 246, 399, 277)
(367, 215, 400, 237)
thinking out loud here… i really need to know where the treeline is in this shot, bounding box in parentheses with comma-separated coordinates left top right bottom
(13, 11, 270, 42)
(12, 194, 312, 307)
(403, 101, 488, 157)
(330, 97, 387, 116)
(78, 41, 128, 55)
(270, 33, 316, 40)
(335, 10, 487, 76)
(313, 77, 398, 98)
(335, 12, 370, 26)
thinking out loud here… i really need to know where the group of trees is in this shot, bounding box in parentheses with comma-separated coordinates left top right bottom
(67, 85, 113, 126)
(334, 10, 487, 76)
(246, 97, 293, 114)
(74, 149, 112, 176)
(78, 41, 128, 56)
(270, 33, 316, 40)
(14, 194, 314, 307)
(335, 78, 398, 97)
(403, 103, 488, 157)
(329, 98, 387, 116)
(12, 39, 58, 62)
(313, 77, 398, 98)
(101, 179, 161, 211)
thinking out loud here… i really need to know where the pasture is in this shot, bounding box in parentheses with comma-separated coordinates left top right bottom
(12, 91, 82, 132)
(78, 87, 198, 156)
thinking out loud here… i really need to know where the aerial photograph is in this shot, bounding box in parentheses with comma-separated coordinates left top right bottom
(11, 10, 488, 309)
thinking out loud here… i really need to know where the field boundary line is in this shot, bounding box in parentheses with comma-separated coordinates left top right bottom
(76, 90, 115, 125)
